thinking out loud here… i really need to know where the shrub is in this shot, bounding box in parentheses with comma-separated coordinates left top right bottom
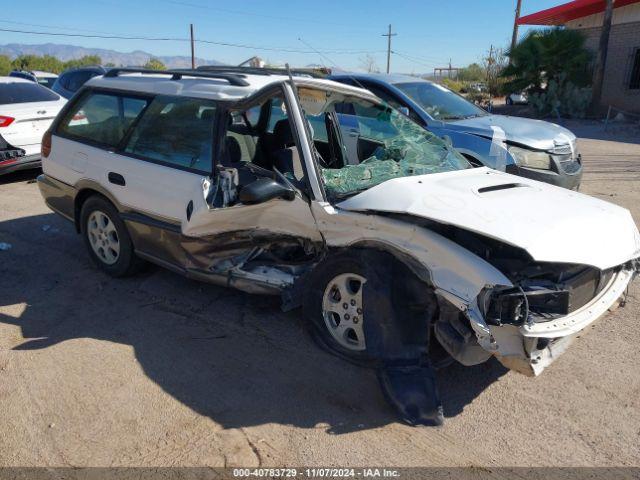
(529, 75, 592, 118)
(440, 78, 464, 93)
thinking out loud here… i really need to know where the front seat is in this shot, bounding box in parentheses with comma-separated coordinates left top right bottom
(270, 119, 305, 183)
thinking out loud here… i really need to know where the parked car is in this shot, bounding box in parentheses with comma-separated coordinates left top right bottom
(38, 68, 639, 425)
(329, 73, 581, 190)
(469, 82, 487, 93)
(506, 91, 528, 105)
(9, 70, 59, 89)
(0, 77, 66, 175)
(52, 65, 110, 99)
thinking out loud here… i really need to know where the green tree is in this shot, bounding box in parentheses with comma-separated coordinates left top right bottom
(143, 58, 166, 70)
(0, 55, 11, 75)
(501, 28, 592, 93)
(63, 55, 102, 70)
(11, 54, 40, 71)
(458, 63, 484, 82)
(7, 54, 64, 73)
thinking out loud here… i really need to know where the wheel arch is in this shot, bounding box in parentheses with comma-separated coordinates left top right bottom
(73, 180, 123, 233)
(339, 241, 435, 288)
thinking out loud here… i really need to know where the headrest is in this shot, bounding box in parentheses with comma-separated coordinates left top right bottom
(224, 136, 242, 164)
(201, 109, 215, 122)
(272, 119, 294, 148)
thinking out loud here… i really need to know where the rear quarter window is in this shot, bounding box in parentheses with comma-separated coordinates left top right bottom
(0, 82, 60, 104)
(57, 91, 149, 147)
(124, 95, 217, 173)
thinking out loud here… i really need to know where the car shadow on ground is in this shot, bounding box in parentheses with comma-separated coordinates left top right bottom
(0, 212, 507, 433)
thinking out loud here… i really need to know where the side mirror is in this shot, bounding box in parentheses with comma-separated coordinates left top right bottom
(398, 106, 410, 117)
(239, 177, 296, 205)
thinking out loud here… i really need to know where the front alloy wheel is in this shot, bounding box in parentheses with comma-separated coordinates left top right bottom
(321, 273, 367, 351)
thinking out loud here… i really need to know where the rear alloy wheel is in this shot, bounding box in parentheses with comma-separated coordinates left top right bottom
(321, 273, 367, 352)
(87, 211, 120, 265)
(80, 196, 142, 277)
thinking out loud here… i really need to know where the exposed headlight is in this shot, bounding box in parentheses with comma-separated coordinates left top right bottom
(508, 146, 551, 170)
(478, 286, 528, 326)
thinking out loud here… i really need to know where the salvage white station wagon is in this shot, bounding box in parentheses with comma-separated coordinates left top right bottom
(38, 67, 640, 426)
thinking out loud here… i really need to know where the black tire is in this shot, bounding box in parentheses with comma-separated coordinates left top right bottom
(80, 195, 142, 277)
(303, 250, 437, 366)
(506, 96, 513, 105)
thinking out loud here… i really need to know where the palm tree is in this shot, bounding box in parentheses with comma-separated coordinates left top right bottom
(501, 28, 592, 94)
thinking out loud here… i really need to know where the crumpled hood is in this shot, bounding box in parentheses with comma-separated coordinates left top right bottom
(444, 114, 576, 151)
(337, 168, 640, 270)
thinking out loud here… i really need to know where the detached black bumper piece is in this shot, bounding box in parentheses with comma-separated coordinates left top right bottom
(378, 364, 444, 426)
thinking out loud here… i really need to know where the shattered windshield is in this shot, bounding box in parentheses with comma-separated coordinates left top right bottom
(298, 88, 470, 199)
(395, 82, 487, 121)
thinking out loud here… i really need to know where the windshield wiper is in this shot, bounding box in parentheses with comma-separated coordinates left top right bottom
(439, 115, 465, 120)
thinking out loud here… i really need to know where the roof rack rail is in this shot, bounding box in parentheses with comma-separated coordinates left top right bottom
(196, 65, 327, 78)
(103, 68, 250, 86)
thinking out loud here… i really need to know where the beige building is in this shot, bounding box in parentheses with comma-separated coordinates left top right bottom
(519, 0, 640, 113)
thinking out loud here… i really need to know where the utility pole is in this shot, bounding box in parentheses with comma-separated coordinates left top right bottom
(510, 0, 523, 58)
(591, 0, 614, 113)
(190, 23, 195, 69)
(382, 24, 397, 74)
(487, 45, 494, 112)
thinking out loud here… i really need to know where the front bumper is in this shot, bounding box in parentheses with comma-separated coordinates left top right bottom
(513, 162, 582, 190)
(470, 265, 636, 376)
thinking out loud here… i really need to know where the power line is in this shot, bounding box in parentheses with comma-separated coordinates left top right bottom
(157, 0, 381, 31)
(0, 27, 385, 55)
(391, 50, 450, 66)
(0, 27, 185, 42)
(0, 20, 115, 35)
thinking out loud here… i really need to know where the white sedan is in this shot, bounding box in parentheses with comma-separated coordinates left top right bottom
(506, 91, 528, 105)
(0, 76, 66, 175)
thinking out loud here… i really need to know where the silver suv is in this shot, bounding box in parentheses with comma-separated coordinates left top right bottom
(38, 68, 640, 425)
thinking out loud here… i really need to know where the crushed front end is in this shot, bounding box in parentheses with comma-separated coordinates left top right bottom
(468, 258, 639, 376)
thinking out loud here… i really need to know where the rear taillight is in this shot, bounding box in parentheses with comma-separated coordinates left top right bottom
(0, 116, 15, 128)
(41, 129, 52, 158)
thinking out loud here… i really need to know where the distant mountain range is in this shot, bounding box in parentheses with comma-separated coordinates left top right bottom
(0, 43, 224, 68)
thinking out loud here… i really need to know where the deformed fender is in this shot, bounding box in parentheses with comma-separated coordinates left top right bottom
(311, 202, 513, 306)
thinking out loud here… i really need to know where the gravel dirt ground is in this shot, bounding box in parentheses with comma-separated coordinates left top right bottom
(0, 124, 639, 468)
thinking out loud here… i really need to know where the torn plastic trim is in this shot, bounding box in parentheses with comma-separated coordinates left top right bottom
(433, 295, 493, 366)
(496, 333, 577, 377)
(466, 299, 499, 352)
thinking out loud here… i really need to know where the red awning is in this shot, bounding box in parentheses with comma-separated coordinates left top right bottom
(518, 0, 640, 25)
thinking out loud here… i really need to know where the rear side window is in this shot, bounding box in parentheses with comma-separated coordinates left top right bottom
(124, 95, 216, 173)
(58, 92, 148, 147)
(0, 82, 60, 104)
(67, 71, 99, 92)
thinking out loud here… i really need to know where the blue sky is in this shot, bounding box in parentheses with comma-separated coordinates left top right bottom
(2, 0, 564, 72)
